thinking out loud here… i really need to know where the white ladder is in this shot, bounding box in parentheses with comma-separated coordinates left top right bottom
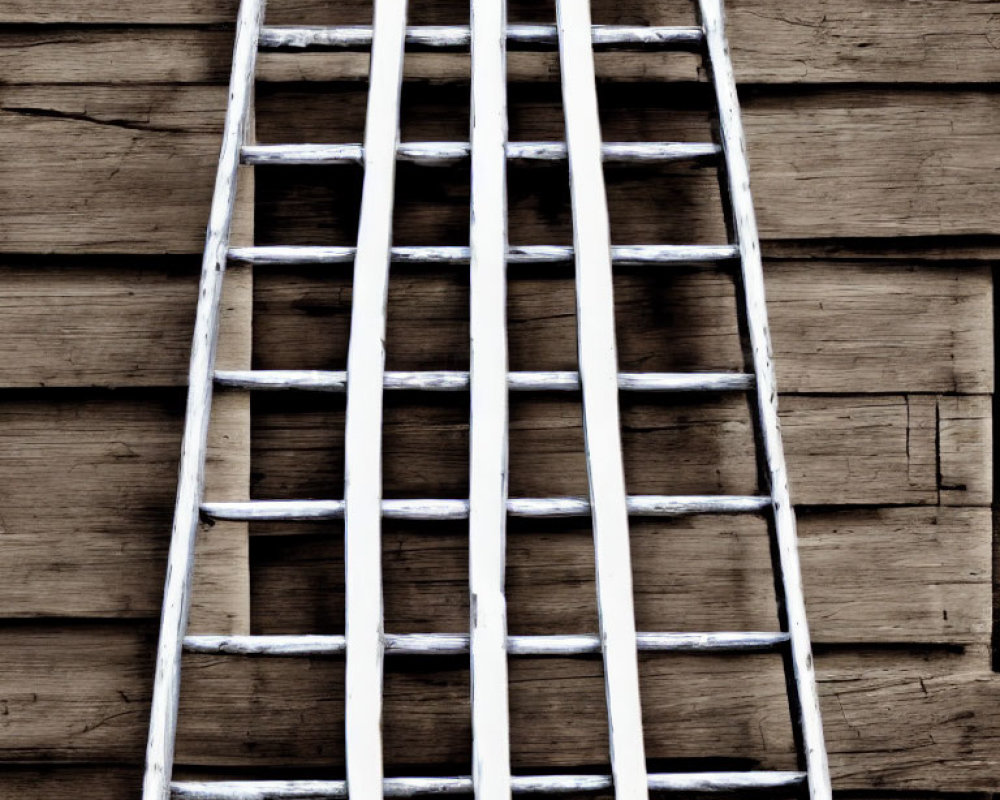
(142, 1, 833, 799)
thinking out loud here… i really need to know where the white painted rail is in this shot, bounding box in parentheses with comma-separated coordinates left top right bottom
(697, 1, 832, 799)
(141, 1, 265, 798)
(258, 24, 705, 51)
(228, 243, 739, 265)
(342, 0, 407, 797)
(468, 0, 513, 799)
(172, 772, 806, 799)
(556, 2, 648, 799)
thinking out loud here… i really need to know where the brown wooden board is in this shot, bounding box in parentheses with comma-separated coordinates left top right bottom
(2, 85, 998, 252)
(0, 623, 996, 791)
(0, 388, 986, 619)
(249, 391, 986, 507)
(1, 1, 998, 85)
(250, 506, 991, 645)
(0, 259, 985, 393)
(0, 391, 248, 627)
(254, 261, 993, 394)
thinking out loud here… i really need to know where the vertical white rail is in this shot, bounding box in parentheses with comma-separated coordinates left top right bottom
(467, 0, 513, 798)
(555, 3, 649, 800)
(698, 2, 832, 800)
(142, 0, 266, 798)
(344, 0, 408, 797)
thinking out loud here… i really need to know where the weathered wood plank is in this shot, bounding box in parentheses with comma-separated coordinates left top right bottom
(251, 85, 1000, 242)
(0, 86, 224, 254)
(0, 390, 984, 619)
(0, 624, 997, 791)
(0, 28, 237, 84)
(249, 392, 953, 506)
(0, 765, 143, 800)
(938, 395, 993, 507)
(2, 85, 998, 251)
(0, 392, 246, 626)
(2, 468, 988, 643)
(2, 1, 998, 84)
(250, 507, 990, 645)
(258, 259, 987, 391)
(0, 260, 986, 393)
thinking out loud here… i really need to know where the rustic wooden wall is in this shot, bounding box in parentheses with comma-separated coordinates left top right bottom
(0, 0, 995, 797)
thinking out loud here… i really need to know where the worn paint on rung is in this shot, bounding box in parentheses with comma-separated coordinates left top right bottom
(228, 243, 739, 265)
(257, 24, 704, 51)
(240, 141, 719, 165)
(200, 495, 770, 522)
(182, 632, 790, 656)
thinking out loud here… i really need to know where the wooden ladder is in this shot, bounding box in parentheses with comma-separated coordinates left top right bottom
(142, 1, 833, 799)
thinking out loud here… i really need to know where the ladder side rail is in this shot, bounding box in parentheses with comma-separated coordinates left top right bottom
(343, 0, 409, 797)
(468, 0, 514, 798)
(141, 0, 267, 798)
(697, 2, 832, 799)
(555, 3, 649, 799)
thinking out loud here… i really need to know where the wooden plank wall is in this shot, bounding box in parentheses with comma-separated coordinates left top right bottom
(0, 0, 995, 797)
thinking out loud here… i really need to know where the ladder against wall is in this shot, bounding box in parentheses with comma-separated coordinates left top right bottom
(142, 1, 832, 799)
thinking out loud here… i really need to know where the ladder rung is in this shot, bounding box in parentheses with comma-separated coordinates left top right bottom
(173, 772, 805, 798)
(241, 141, 720, 166)
(200, 495, 771, 522)
(214, 369, 754, 393)
(183, 632, 790, 656)
(228, 243, 740, 266)
(258, 24, 705, 52)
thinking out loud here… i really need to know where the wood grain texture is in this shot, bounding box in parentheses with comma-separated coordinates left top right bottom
(2, 85, 998, 251)
(0, 85, 223, 254)
(248, 391, 983, 507)
(0, 260, 986, 393)
(938, 395, 993, 507)
(250, 84, 1000, 241)
(0, 624, 997, 791)
(0, 392, 246, 627)
(0, 392, 984, 619)
(249, 506, 990, 645)
(2, 2, 998, 84)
